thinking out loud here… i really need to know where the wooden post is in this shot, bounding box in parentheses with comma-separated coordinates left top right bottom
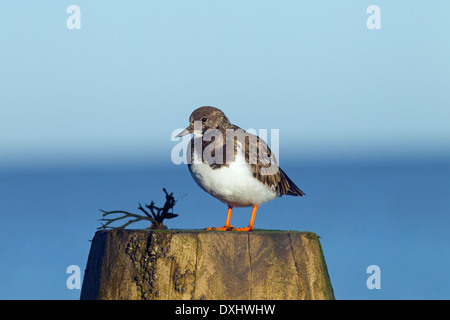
(80, 230, 334, 300)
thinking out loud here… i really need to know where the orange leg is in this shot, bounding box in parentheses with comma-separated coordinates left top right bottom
(224, 206, 233, 228)
(205, 206, 234, 231)
(232, 205, 258, 232)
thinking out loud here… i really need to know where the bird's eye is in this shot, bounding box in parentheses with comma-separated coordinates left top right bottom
(201, 118, 207, 122)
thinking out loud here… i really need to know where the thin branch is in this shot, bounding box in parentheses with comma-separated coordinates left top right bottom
(97, 209, 158, 230)
(97, 188, 180, 230)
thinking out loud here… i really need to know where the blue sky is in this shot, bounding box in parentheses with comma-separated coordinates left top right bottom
(0, 1, 449, 300)
(1, 1, 449, 167)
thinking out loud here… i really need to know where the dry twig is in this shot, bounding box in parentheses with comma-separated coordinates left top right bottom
(98, 188, 178, 230)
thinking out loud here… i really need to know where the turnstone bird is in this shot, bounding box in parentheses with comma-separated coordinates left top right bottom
(176, 106, 305, 231)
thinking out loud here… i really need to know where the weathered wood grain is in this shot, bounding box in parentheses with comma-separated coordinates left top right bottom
(80, 229, 334, 300)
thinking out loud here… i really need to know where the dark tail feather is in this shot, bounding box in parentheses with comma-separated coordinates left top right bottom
(279, 168, 305, 197)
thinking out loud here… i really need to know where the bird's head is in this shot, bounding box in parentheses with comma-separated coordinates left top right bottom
(175, 106, 230, 138)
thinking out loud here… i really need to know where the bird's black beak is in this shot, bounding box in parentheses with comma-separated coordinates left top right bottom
(175, 124, 194, 138)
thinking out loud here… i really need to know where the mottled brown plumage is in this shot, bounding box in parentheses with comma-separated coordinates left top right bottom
(178, 106, 305, 197)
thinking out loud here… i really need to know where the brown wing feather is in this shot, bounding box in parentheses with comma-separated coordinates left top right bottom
(188, 124, 305, 197)
(238, 127, 305, 197)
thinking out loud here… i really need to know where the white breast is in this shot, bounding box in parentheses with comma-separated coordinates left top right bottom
(189, 144, 277, 207)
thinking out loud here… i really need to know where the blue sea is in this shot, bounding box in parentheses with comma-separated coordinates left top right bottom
(1, 158, 449, 299)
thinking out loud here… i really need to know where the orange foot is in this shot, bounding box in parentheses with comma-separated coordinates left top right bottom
(205, 225, 234, 231)
(229, 226, 254, 232)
